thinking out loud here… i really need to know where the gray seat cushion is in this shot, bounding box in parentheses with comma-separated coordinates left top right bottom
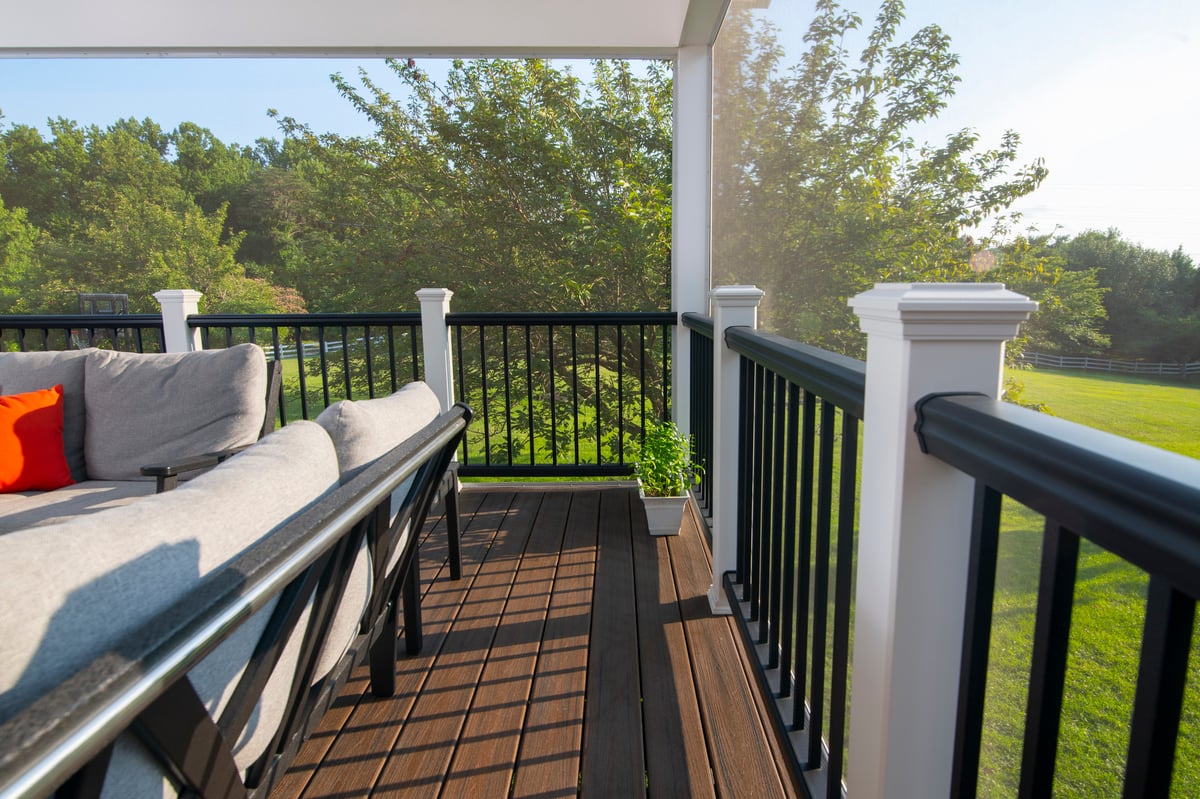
(0, 349, 93, 482)
(84, 344, 268, 480)
(0, 420, 339, 724)
(0, 480, 156, 535)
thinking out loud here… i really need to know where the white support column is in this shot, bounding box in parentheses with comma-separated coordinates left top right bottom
(707, 284, 764, 615)
(846, 283, 1038, 798)
(153, 289, 203, 352)
(671, 44, 714, 434)
(416, 288, 456, 412)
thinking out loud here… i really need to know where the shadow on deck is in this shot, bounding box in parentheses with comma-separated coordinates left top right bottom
(270, 485, 799, 799)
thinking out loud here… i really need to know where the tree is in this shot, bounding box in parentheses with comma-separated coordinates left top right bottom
(0, 197, 43, 312)
(712, 0, 1048, 355)
(985, 235, 1109, 356)
(270, 58, 673, 313)
(0, 118, 287, 313)
(1061, 229, 1195, 359)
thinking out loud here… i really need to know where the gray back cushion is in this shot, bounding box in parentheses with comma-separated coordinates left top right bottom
(84, 344, 267, 480)
(0, 349, 93, 482)
(315, 381, 442, 483)
(0, 420, 340, 725)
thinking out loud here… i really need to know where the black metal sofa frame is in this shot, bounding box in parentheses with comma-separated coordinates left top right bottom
(0, 402, 472, 799)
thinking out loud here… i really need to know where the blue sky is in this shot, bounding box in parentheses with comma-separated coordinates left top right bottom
(1, 0, 1197, 258)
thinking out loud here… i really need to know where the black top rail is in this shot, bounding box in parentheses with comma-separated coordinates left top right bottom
(680, 312, 714, 338)
(915, 393, 1200, 596)
(725, 327, 866, 419)
(0, 314, 165, 353)
(0, 314, 163, 328)
(446, 311, 676, 326)
(190, 312, 423, 327)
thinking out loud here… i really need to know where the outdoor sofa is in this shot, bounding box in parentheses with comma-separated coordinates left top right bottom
(0, 344, 471, 798)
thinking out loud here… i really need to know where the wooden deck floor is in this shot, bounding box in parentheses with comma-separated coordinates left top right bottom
(271, 485, 798, 799)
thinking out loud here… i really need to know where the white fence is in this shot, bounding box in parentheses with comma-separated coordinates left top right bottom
(277, 339, 348, 359)
(1019, 351, 1200, 377)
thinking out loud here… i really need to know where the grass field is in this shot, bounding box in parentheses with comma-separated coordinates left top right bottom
(1010, 368, 1200, 458)
(977, 368, 1200, 797)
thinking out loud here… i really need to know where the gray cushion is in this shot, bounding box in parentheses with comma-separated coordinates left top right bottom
(315, 381, 442, 483)
(313, 538, 373, 685)
(0, 349, 93, 481)
(84, 344, 267, 480)
(0, 480, 156, 535)
(0, 420, 339, 724)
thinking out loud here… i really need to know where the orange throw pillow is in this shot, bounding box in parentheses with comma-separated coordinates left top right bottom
(0, 384, 75, 492)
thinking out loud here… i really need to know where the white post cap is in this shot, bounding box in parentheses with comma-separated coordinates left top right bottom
(850, 283, 1038, 340)
(709, 284, 766, 307)
(416, 287, 454, 305)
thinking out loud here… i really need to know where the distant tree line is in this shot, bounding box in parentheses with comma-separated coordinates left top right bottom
(0, 58, 671, 317)
(711, 0, 1199, 362)
(0, 0, 1195, 363)
(984, 231, 1200, 363)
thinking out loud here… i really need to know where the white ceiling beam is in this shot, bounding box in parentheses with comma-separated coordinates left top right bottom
(0, 0, 716, 58)
(679, 0, 731, 47)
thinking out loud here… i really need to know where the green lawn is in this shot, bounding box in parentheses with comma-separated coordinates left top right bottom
(977, 369, 1200, 797)
(1010, 368, 1200, 458)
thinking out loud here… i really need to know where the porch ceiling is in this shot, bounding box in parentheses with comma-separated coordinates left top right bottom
(0, 0, 730, 58)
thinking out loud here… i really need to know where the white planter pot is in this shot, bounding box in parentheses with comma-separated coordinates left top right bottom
(640, 492, 688, 536)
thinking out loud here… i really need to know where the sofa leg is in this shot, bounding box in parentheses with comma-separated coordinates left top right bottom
(369, 594, 398, 698)
(445, 477, 462, 581)
(403, 552, 423, 655)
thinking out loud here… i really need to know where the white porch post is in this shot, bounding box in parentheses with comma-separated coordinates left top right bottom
(671, 44, 714, 434)
(153, 289, 203, 352)
(845, 283, 1038, 798)
(416, 288, 456, 412)
(707, 284, 763, 615)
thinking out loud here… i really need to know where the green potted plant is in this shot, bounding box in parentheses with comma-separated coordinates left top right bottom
(635, 420, 700, 536)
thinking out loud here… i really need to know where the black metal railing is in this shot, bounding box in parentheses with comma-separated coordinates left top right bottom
(446, 312, 675, 477)
(682, 313, 714, 516)
(915, 394, 1200, 799)
(190, 313, 423, 425)
(0, 314, 164, 353)
(722, 327, 866, 798)
(1, 309, 676, 478)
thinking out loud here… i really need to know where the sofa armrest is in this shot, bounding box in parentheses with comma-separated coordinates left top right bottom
(140, 446, 249, 493)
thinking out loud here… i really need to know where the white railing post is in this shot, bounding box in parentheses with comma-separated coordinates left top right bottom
(416, 288, 456, 412)
(845, 283, 1037, 798)
(153, 289, 203, 352)
(670, 44, 715, 435)
(707, 284, 764, 615)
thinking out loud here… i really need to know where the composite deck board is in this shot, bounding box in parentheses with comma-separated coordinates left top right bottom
(631, 501, 716, 799)
(509, 490, 600, 799)
(372, 491, 544, 796)
(580, 488, 646, 796)
(668, 502, 799, 799)
(440, 491, 571, 796)
(279, 491, 511, 799)
(273, 486, 799, 799)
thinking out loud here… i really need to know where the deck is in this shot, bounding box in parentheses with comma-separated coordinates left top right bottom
(270, 485, 799, 798)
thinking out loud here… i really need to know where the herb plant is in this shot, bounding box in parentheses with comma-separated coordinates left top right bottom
(635, 421, 700, 497)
